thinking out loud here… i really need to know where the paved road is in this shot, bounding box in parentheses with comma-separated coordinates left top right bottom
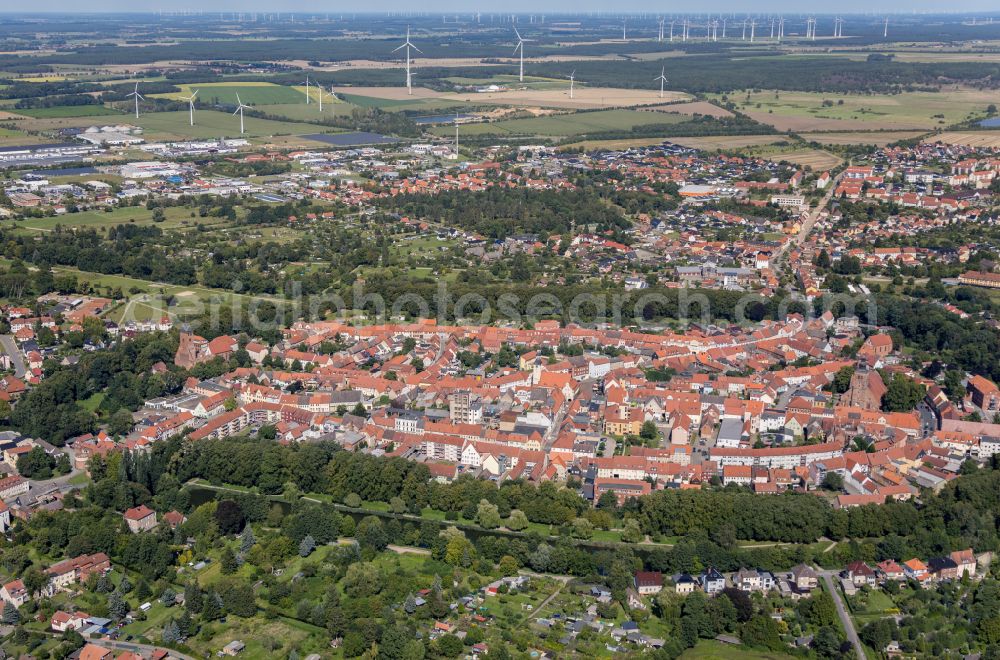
(774, 169, 845, 269)
(819, 569, 866, 660)
(0, 334, 25, 377)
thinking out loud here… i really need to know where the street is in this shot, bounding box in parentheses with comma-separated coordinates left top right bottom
(0, 334, 26, 377)
(819, 569, 866, 660)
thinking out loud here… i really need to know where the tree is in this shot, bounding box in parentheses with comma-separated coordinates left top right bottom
(571, 517, 594, 539)
(741, 615, 783, 651)
(343, 562, 383, 598)
(621, 518, 643, 543)
(220, 547, 238, 575)
(118, 575, 133, 594)
(1, 601, 19, 625)
(201, 591, 222, 621)
(436, 634, 463, 658)
(184, 582, 203, 614)
(240, 527, 256, 553)
(882, 373, 925, 413)
(498, 555, 519, 576)
(596, 490, 620, 512)
(506, 509, 528, 531)
(16, 446, 55, 479)
(640, 420, 659, 442)
(215, 499, 245, 535)
(476, 499, 502, 529)
(161, 619, 180, 644)
(821, 472, 844, 491)
(160, 588, 176, 606)
(109, 408, 135, 436)
(813, 626, 843, 658)
(108, 591, 128, 620)
(833, 366, 855, 394)
(356, 516, 388, 551)
(299, 534, 316, 557)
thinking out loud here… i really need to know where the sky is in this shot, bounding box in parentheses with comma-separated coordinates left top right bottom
(11, 2, 1000, 13)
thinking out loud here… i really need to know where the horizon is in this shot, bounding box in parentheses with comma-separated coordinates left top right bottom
(5, 5, 1000, 15)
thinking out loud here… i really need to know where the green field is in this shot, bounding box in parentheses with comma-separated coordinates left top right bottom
(153, 81, 307, 105)
(255, 101, 352, 121)
(130, 110, 338, 140)
(8, 104, 121, 118)
(709, 89, 998, 130)
(3, 206, 227, 233)
(680, 640, 796, 660)
(433, 109, 685, 138)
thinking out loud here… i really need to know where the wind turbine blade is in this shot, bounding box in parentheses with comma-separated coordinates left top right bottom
(411, 44, 422, 53)
(393, 43, 406, 52)
(236, 92, 242, 105)
(191, 89, 198, 99)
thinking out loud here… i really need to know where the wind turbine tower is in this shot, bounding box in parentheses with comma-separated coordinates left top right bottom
(233, 92, 251, 135)
(393, 26, 422, 96)
(568, 70, 576, 99)
(513, 27, 526, 83)
(127, 82, 144, 119)
(181, 89, 198, 126)
(654, 66, 668, 99)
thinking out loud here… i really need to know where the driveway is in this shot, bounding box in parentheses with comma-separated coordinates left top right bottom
(0, 335, 25, 377)
(819, 569, 866, 659)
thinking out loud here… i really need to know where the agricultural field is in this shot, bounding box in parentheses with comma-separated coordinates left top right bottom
(711, 89, 998, 132)
(151, 81, 307, 105)
(650, 100, 735, 118)
(131, 110, 338, 141)
(751, 147, 844, 170)
(7, 104, 121, 119)
(657, 134, 791, 150)
(927, 130, 1000, 148)
(433, 108, 685, 138)
(335, 84, 689, 110)
(799, 130, 928, 145)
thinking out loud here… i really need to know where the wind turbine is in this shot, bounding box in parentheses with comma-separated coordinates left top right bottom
(568, 70, 576, 99)
(657, 17, 665, 42)
(302, 75, 311, 104)
(181, 89, 198, 126)
(883, 16, 889, 39)
(654, 66, 668, 99)
(127, 81, 144, 119)
(233, 92, 251, 135)
(513, 27, 527, 83)
(622, 18, 627, 42)
(393, 26, 422, 96)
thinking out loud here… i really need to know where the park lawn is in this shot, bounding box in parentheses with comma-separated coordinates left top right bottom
(67, 471, 91, 486)
(80, 391, 105, 413)
(130, 110, 335, 141)
(9, 104, 121, 118)
(432, 109, 686, 138)
(680, 639, 796, 659)
(152, 82, 307, 105)
(5, 206, 217, 233)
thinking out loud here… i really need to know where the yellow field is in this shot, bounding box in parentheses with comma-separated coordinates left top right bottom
(799, 130, 929, 145)
(334, 84, 688, 110)
(927, 131, 1000, 148)
(770, 148, 843, 170)
(660, 135, 791, 150)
